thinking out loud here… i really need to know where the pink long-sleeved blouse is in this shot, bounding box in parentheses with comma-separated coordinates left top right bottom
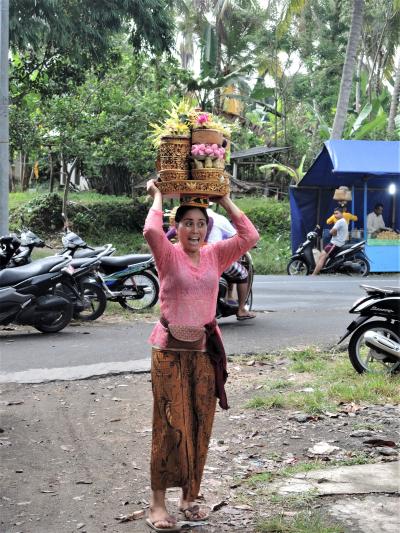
(143, 208, 259, 349)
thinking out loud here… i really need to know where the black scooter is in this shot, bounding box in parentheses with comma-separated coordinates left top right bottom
(59, 228, 159, 311)
(338, 284, 400, 374)
(0, 256, 74, 333)
(287, 226, 370, 276)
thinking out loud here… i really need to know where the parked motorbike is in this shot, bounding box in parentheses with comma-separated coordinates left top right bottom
(58, 228, 116, 259)
(287, 226, 370, 276)
(338, 284, 400, 374)
(65, 252, 111, 321)
(0, 256, 74, 333)
(96, 254, 159, 311)
(0, 235, 22, 269)
(59, 227, 159, 311)
(216, 252, 254, 319)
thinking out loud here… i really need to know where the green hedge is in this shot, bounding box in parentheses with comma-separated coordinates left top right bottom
(235, 197, 291, 235)
(9, 192, 148, 238)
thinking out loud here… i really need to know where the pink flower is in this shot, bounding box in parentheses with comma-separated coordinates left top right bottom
(211, 144, 219, 150)
(197, 113, 209, 125)
(204, 146, 213, 155)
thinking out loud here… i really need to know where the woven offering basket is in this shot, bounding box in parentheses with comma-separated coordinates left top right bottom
(159, 135, 191, 156)
(159, 169, 189, 182)
(192, 128, 223, 145)
(191, 168, 225, 181)
(156, 177, 230, 198)
(160, 156, 189, 171)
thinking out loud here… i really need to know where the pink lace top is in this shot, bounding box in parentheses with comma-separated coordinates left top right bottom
(143, 208, 259, 349)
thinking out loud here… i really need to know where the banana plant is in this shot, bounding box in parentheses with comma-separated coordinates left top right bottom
(260, 154, 306, 185)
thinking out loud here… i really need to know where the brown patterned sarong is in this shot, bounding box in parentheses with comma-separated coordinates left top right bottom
(150, 348, 217, 498)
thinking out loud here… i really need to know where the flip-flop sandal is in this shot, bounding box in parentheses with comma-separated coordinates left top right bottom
(180, 505, 209, 522)
(237, 314, 256, 321)
(146, 518, 181, 531)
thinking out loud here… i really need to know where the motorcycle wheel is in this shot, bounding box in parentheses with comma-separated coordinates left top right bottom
(73, 282, 107, 321)
(287, 259, 310, 276)
(34, 302, 74, 333)
(118, 272, 159, 311)
(351, 254, 370, 277)
(246, 288, 253, 310)
(348, 320, 400, 374)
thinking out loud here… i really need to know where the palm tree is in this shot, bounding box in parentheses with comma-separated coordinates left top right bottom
(387, 52, 400, 136)
(331, 0, 365, 140)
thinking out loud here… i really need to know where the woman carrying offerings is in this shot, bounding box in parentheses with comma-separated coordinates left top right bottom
(144, 179, 259, 531)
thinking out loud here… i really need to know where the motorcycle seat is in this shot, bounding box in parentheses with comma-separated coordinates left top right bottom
(100, 254, 152, 268)
(71, 258, 99, 269)
(74, 247, 107, 258)
(362, 284, 400, 296)
(0, 256, 67, 287)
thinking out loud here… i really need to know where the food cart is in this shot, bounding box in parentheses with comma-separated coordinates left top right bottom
(289, 140, 400, 273)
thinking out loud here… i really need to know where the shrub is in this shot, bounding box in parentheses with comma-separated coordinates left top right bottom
(9, 193, 148, 238)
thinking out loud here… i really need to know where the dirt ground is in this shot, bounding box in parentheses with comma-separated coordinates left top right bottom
(0, 357, 398, 533)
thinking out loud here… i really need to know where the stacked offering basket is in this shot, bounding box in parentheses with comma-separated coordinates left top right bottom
(157, 126, 230, 202)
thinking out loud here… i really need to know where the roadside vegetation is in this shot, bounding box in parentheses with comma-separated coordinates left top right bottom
(233, 345, 399, 532)
(9, 191, 291, 275)
(245, 346, 400, 412)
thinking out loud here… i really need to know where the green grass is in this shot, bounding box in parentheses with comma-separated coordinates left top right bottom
(257, 512, 345, 533)
(8, 190, 133, 209)
(246, 347, 400, 413)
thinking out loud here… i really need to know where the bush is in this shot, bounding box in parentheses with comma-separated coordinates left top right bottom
(9, 193, 148, 238)
(235, 197, 290, 235)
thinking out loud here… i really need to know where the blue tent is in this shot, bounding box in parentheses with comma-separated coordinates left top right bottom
(289, 140, 400, 272)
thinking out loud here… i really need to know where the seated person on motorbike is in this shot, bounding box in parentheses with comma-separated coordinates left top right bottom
(312, 207, 347, 276)
(206, 207, 255, 321)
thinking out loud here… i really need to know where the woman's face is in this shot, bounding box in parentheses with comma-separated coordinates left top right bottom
(176, 208, 207, 254)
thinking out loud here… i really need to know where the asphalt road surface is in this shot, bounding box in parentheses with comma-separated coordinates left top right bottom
(1, 274, 398, 383)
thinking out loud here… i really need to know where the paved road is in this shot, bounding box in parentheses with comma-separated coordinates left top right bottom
(1, 274, 398, 383)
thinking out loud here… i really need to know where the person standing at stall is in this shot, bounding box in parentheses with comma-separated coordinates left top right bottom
(143, 179, 259, 531)
(367, 203, 392, 236)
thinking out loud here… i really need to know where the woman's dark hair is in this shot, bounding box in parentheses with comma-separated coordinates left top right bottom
(175, 205, 209, 225)
(334, 206, 344, 213)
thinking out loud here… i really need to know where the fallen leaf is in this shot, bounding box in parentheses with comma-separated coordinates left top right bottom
(233, 504, 253, 511)
(77, 523, 85, 530)
(76, 480, 93, 485)
(308, 442, 340, 455)
(363, 438, 396, 448)
(211, 500, 228, 512)
(115, 510, 145, 522)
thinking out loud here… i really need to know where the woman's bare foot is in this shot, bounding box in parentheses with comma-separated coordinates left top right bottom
(148, 505, 177, 529)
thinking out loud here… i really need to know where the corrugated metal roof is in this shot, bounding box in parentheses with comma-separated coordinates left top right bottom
(230, 145, 289, 160)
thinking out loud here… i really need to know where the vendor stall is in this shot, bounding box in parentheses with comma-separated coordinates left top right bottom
(290, 140, 400, 273)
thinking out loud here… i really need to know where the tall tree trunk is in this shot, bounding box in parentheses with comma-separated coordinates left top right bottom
(62, 158, 78, 224)
(355, 50, 363, 113)
(214, 34, 222, 112)
(387, 54, 400, 137)
(331, 0, 364, 140)
(49, 151, 54, 192)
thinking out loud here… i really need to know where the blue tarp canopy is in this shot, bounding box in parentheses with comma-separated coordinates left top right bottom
(290, 140, 400, 251)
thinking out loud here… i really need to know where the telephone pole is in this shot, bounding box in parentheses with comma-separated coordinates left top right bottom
(0, 0, 9, 235)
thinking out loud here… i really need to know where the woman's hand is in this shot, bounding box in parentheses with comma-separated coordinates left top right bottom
(147, 179, 161, 198)
(147, 179, 163, 211)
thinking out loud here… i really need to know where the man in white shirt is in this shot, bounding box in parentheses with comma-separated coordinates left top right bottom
(207, 207, 256, 320)
(312, 207, 347, 276)
(367, 203, 390, 236)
